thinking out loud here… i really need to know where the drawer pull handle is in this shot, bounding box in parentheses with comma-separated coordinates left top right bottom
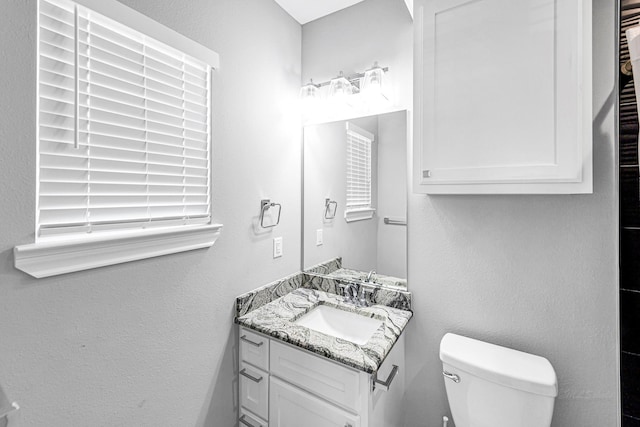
(240, 335, 264, 347)
(240, 368, 263, 383)
(443, 371, 460, 383)
(239, 414, 262, 427)
(374, 364, 399, 391)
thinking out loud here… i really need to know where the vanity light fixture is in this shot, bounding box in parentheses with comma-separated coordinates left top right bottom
(300, 63, 389, 101)
(300, 64, 390, 120)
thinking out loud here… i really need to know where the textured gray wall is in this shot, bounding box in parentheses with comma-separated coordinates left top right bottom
(403, 0, 619, 426)
(0, 0, 301, 425)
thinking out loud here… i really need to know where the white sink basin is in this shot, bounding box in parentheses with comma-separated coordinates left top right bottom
(294, 305, 383, 345)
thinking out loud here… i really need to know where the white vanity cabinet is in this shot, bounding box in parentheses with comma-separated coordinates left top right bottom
(238, 326, 405, 427)
(413, 0, 592, 194)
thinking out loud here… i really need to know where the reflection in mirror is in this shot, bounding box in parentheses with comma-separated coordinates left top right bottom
(303, 110, 408, 289)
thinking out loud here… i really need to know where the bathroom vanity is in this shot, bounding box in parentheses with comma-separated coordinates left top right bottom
(238, 327, 405, 427)
(235, 284, 411, 427)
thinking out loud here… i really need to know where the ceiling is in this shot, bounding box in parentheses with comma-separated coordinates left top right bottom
(273, 0, 368, 25)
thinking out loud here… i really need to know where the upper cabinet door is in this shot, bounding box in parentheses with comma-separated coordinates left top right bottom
(413, 0, 592, 194)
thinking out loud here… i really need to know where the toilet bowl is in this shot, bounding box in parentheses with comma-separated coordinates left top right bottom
(439, 333, 557, 427)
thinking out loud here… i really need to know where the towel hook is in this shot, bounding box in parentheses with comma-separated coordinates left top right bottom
(324, 198, 338, 220)
(259, 199, 282, 228)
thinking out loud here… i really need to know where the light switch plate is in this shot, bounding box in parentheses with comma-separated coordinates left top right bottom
(316, 229, 323, 246)
(273, 237, 283, 258)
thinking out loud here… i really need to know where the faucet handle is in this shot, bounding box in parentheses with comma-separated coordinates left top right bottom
(337, 282, 350, 295)
(360, 284, 375, 295)
(357, 284, 375, 306)
(338, 282, 359, 303)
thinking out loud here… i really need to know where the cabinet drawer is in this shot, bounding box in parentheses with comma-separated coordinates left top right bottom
(239, 408, 268, 427)
(239, 361, 269, 420)
(240, 327, 269, 371)
(270, 376, 360, 427)
(270, 340, 362, 413)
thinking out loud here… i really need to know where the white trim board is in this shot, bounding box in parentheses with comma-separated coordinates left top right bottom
(14, 224, 223, 278)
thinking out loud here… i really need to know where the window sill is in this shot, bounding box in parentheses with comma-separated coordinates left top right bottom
(14, 224, 223, 278)
(344, 208, 376, 223)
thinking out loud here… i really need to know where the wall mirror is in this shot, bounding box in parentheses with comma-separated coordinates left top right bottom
(302, 110, 408, 289)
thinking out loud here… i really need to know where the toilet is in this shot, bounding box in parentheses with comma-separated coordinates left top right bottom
(439, 333, 558, 427)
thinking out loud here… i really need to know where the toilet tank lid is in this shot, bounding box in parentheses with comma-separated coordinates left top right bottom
(440, 333, 558, 397)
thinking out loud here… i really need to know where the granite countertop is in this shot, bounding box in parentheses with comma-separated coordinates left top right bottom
(236, 287, 412, 374)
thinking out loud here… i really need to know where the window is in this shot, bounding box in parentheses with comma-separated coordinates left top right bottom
(15, 0, 222, 278)
(344, 122, 375, 222)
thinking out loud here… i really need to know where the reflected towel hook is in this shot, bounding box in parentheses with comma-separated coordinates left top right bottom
(259, 199, 282, 228)
(324, 198, 338, 220)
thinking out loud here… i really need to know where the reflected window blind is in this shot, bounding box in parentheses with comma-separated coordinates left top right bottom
(346, 127, 372, 211)
(37, 0, 212, 240)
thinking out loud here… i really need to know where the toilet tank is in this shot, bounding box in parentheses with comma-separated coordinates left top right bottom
(439, 333, 557, 427)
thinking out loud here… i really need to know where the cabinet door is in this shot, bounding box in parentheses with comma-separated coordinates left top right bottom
(413, 0, 592, 194)
(269, 377, 360, 427)
(369, 334, 405, 427)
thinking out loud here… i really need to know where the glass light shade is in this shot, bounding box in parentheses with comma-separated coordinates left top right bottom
(300, 80, 318, 99)
(300, 80, 320, 120)
(328, 73, 353, 100)
(362, 64, 386, 99)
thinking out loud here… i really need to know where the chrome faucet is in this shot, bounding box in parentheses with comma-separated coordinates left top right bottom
(366, 270, 377, 284)
(340, 282, 370, 307)
(341, 282, 359, 304)
(357, 284, 372, 306)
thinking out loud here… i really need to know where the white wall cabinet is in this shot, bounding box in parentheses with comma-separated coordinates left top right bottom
(237, 326, 405, 427)
(413, 0, 592, 194)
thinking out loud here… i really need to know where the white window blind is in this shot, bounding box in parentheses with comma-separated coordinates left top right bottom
(346, 124, 373, 211)
(37, 0, 212, 240)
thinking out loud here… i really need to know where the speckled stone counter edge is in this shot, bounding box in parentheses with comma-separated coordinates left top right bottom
(236, 288, 412, 374)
